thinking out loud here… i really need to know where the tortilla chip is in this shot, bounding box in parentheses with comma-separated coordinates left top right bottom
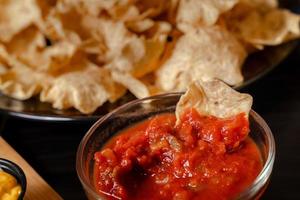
(79, 37, 107, 55)
(111, 71, 149, 99)
(240, 0, 278, 9)
(135, 0, 170, 19)
(126, 18, 155, 33)
(94, 19, 145, 67)
(0, 59, 7, 75)
(224, 2, 300, 46)
(0, 0, 42, 42)
(4, 26, 45, 65)
(156, 26, 246, 92)
(176, 0, 238, 32)
(15, 38, 78, 74)
(166, 0, 180, 25)
(36, 0, 57, 18)
(140, 73, 161, 95)
(40, 60, 110, 114)
(96, 68, 127, 103)
(131, 34, 167, 78)
(40, 3, 92, 41)
(0, 45, 47, 100)
(176, 79, 252, 122)
(63, 0, 119, 17)
(109, 4, 140, 22)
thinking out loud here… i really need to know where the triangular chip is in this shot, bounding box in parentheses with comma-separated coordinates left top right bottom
(223, 2, 300, 46)
(156, 26, 246, 92)
(176, 0, 238, 32)
(240, 0, 278, 9)
(0, 0, 42, 42)
(111, 70, 150, 99)
(40, 60, 110, 114)
(4, 26, 46, 66)
(0, 45, 47, 100)
(176, 79, 252, 123)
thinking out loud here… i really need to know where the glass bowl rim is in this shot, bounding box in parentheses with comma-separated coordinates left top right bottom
(76, 92, 276, 200)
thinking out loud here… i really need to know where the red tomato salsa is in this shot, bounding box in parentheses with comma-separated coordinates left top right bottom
(94, 109, 262, 200)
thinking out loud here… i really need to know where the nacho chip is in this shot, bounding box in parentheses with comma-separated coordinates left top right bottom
(13, 38, 78, 74)
(0, 0, 42, 42)
(4, 26, 46, 66)
(96, 68, 127, 103)
(156, 26, 246, 92)
(79, 37, 107, 55)
(166, 0, 180, 25)
(94, 19, 145, 68)
(240, 0, 278, 9)
(126, 18, 155, 33)
(40, 3, 92, 41)
(60, 0, 120, 17)
(223, 1, 300, 46)
(176, 79, 252, 123)
(135, 0, 170, 19)
(0, 45, 47, 100)
(40, 61, 110, 114)
(109, 3, 140, 22)
(176, 0, 238, 32)
(0, 60, 7, 75)
(111, 70, 149, 99)
(131, 38, 165, 78)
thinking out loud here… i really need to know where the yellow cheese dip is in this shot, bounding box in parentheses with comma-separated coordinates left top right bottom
(0, 171, 21, 200)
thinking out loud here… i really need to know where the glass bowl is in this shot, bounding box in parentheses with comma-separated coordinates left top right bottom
(0, 158, 27, 200)
(76, 93, 275, 200)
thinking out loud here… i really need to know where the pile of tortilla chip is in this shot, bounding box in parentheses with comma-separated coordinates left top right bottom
(0, 0, 299, 114)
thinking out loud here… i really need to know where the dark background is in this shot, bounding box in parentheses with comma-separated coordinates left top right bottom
(1, 0, 300, 198)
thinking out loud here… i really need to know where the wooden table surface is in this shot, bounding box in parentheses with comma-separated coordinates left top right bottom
(0, 137, 62, 200)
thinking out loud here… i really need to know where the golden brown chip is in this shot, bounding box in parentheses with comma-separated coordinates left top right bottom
(93, 19, 145, 68)
(240, 0, 278, 9)
(140, 73, 162, 95)
(166, 0, 180, 24)
(4, 26, 45, 66)
(63, 0, 120, 17)
(0, 60, 7, 75)
(79, 37, 107, 55)
(176, 0, 238, 32)
(131, 37, 165, 78)
(126, 18, 155, 33)
(15, 38, 78, 74)
(103, 20, 170, 78)
(176, 79, 252, 123)
(109, 3, 140, 21)
(223, 1, 300, 46)
(0, 0, 42, 42)
(40, 61, 110, 114)
(130, 21, 171, 77)
(156, 26, 246, 92)
(97, 68, 127, 103)
(39, 3, 92, 41)
(111, 70, 149, 99)
(135, 0, 170, 19)
(0, 45, 47, 100)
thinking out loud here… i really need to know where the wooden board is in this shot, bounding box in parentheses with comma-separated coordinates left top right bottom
(0, 137, 63, 200)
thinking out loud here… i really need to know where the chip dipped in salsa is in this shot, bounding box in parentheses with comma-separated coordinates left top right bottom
(93, 79, 262, 200)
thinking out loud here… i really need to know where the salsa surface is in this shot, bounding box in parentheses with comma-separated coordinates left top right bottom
(94, 109, 262, 200)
